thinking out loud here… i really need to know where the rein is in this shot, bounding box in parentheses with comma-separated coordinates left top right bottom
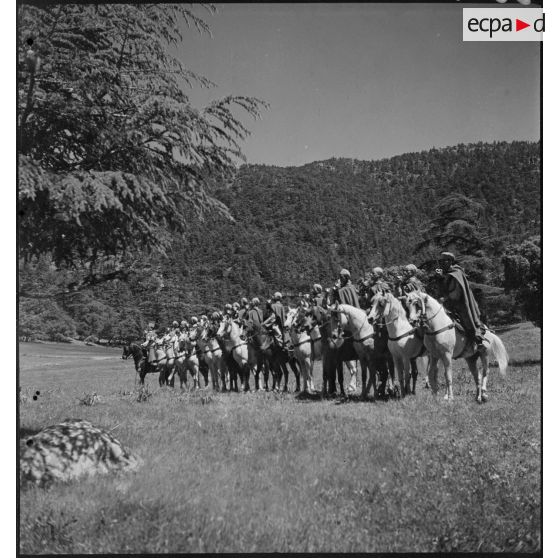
(388, 328, 417, 341)
(337, 307, 374, 343)
(416, 296, 454, 336)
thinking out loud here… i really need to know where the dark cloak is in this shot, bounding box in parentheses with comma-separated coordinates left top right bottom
(442, 265, 483, 336)
(271, 302, 288, 329)
(337, 282, 361, 308)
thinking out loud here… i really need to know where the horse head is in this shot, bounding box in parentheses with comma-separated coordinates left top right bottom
(216, 316, 232, 339)
(369, 292, 390, 324)
(405, 291, 426, 325)
(284, 307, 298, 330)
(121, 345, 131, 359)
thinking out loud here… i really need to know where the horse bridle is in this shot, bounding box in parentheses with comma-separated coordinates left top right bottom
(409, 295, 443, 327)
(333, 306, 372, 343)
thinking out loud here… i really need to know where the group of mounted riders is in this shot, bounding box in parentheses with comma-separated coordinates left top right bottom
(126, 251, 493, 399)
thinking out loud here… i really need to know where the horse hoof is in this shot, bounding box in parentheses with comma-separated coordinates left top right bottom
(481, 392, 488, 402)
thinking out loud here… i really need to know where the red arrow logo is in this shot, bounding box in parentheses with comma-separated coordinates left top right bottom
(516, 19, 530, 31)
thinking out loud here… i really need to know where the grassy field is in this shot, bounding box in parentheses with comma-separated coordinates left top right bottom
(18, 323, 541, 553)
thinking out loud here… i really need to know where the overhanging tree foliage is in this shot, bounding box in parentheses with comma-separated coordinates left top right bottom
(18, 3, 268, 269)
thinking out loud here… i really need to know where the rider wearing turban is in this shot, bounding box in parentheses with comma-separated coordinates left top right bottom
(335, 269, 361, 308)
(436, 252, 485, 347)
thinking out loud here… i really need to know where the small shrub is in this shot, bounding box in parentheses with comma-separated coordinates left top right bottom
(80, 393, 100, 406)
(136, 385, 151, 403)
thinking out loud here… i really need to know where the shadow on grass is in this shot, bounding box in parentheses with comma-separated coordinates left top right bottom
(294, 392, 385, 405)
(507, 358, 541, 367)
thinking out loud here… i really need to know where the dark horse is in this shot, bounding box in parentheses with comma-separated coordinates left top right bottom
(122, 342, 173, 387)
(324, 289, 395, 399)
(320, 319, 359, 397)
(245, 324, 300, 392)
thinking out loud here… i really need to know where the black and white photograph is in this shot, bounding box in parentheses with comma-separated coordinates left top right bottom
(17, 1, 542, 554)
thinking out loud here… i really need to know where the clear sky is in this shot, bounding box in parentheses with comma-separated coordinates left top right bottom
(179, 2, 540, 166)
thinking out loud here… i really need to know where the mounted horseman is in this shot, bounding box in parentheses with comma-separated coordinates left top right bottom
(244, 297, 271, 390)
(394, 264, 425, 298)
(237, 297, 250, 326)
(392, 263, 428, 391)
(262, 292, 292, 350)
(311, 282, 359, 396)
(333, 269, 361, 307)
(141, 322, 157, 366)
(434, 251, 487, 352)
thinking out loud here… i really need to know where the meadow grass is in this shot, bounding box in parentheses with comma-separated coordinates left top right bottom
(18, 324, 541, 553)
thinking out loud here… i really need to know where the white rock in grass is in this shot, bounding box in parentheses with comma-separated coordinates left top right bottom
(20, 419, 142, 487)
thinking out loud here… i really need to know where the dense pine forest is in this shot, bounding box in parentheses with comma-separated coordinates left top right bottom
(19, 140, 540, 342)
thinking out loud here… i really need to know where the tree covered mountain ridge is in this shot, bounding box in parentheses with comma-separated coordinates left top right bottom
(19, 140, 540, 341)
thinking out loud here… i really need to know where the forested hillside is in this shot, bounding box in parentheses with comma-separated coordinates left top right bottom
(19, 140, 540, 341)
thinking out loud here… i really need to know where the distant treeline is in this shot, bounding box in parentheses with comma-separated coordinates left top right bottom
(19, 140, 541, 342)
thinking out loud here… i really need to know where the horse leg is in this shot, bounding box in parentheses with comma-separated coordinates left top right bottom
(428, 356, 439, 395)
(479, 352, 490, 402)
(441, 352, 454, 401)
(410, 357, 418, 395)
(167, 359, 176, 387)
(337, 360, 345, 397)
(366, 357, 377, 401)
(291, 358, 301, 392)
(192, 362, 200, 390)
(376, 356, 389, 399)
(177, 359, 186, 390)
(321, 354, 330, 396)
(209, 360, 219, 391)
(158, 363, 166, 387)
(393, 353, 405, 399)
(302, 356, 312, 393)
(282, 355, 290, 392)
(361, 359, 369, 399)
(220, 359, 229, 392)
(465, 355, 481, 403)
(346, 360, 357, 394)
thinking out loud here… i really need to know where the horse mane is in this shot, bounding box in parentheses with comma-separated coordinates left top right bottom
(386, 293, 408, 320)
(337, 304, 368, 322)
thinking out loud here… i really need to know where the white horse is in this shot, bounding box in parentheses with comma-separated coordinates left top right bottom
(329, 303, 380, 400)
(405, 291, 508, 402)
(175, 329, 201, 390)
(217, 316, 251, 392)
(196, 321, 227, 391)
(285, 307, 317, 393)
(152, 336, 176, 387)
(368, 292, 427, 396)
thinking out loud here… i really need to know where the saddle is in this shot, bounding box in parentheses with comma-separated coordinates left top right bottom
(442, 310, 488, 352)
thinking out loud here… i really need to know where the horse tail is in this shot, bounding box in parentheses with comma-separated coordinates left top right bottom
(486, 331, 508, 378)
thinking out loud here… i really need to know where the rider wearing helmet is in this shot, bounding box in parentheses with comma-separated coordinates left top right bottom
(334, 269, 361, 308)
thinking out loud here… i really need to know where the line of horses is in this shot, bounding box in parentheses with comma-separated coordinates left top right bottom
(122, 291, 509, 403)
